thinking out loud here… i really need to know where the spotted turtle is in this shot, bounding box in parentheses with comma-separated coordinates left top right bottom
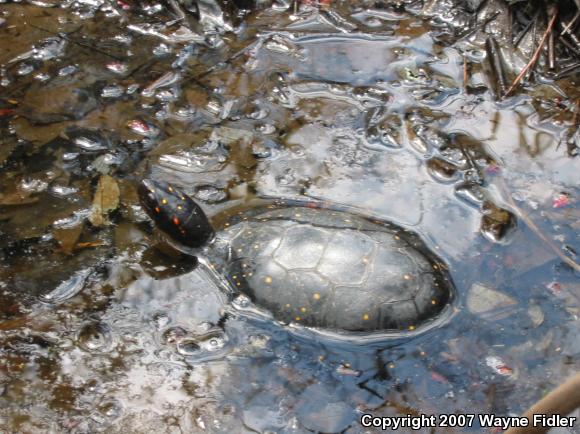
(139, 179, 454, 334)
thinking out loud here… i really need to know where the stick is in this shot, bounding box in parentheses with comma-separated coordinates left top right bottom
(504, 373, 580, 434)
(497, 178, 580, 272)
(505, 6, 559, 97)
(463, 56, 469, 91)
(548, 7, 555, 71)
(514, 10, 540, 49)
(28, 24, 125, 62)
(486, 36, 508, 98)
(573, 98, 580, 127)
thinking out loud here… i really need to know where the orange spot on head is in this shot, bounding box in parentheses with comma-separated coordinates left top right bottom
(155, 207, 161, 213)
(173, 216, 180, 226)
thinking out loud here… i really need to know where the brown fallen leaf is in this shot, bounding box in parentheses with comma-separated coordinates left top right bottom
(0, 190, 39, 206)
(53, 225, 84, 255)
(89, 175, 120, 227)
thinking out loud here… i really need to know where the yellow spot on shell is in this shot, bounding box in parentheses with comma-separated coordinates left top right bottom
(362, 313, 370, 321)
(408, 325, 415, 331)
(168, 186, 173, 192)
(295, 316, 301, 321)
(177, 205, 183, 210)
(161, 198, 168, 205)
(300, 307, 306, 313)
(431, 299, 437, 305)
(313, 293, 321, 300)
(285, 304, 291, 308)
(264, 276, 273, 284)
(404, 274, 411, 280)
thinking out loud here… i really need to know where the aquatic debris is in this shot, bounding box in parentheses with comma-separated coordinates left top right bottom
(0, 188, 40, 206)
(466, 283, 517, 321)
(552, 193, 571, 209)
(65, 127, 110, 152)
(126, 119, 159, 137)
(336, 365, 361, 377)
(562, 323, 580, 356)
(527, 303, 545, 328)
(53, 224, 84, 255)
(193, 185, 228, 203)
(296, 384, 354, 433)
(497, 178, 580, 272)
(20, 83, 97, 124)
(485, 356, 514, 377)
(89, 175, 120, 227)
(430, 371, 449, 383)
(505, 5, 559, 97)
(480, 201, 516, 243)
(105, 62, 129, 75)
(41, 268, 93, 304)
(142, 71, 182, 97)
(546, 281, 562, 296)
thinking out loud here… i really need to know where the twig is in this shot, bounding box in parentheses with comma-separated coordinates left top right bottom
(572, 99, 580, 127)
(28, 24, 125, 62)
(486, 36, 508, 98)
(548, 4, 555, 71)
(456, 11, 500, 42)
(558, 19, 580, 54)
(463, 56, 469, 91)
(505, 6, 559, 97)
(558, 35, 580, 59)
(497, 178, 580, 272)
(514, 10, 539, 48)
(554, 61, 580, 79)
(560, 11, 580, 36)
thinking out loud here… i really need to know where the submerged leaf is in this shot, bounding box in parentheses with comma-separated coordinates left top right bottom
(53, 225, 84, 255)
(89, 175, 120, 227)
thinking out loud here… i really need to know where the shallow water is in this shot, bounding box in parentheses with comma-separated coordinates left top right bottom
(0, 1, 579, 433)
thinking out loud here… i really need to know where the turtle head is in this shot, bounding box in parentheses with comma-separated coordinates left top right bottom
(138, 179, 214, 248)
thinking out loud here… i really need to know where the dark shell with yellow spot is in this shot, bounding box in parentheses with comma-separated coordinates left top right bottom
(221, 206, 454, 332)
(138, 179, 214, 248)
